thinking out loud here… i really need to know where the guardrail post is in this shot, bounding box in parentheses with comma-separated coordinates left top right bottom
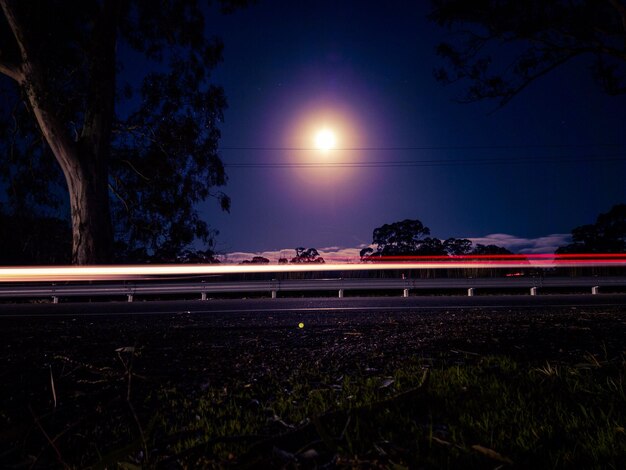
(467, 288, 474, 297)
(403, 288, 409, 297)
(338, 289, 344, 298)
(52, 296, 59, 304)
(271, 290, 277, 299)
(592, 286, 599, 295)
(530, 287, 537, 296)
(201, 292, 207, 301)
(127, 294, 134, 303)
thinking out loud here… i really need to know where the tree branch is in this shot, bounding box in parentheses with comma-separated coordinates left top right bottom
(0, 1, 27, 58)
(121, 159, 150, 181)
(0, 0, 79, 179)
(0, 58, 23, 82)
(0, 3, 23, 82)
(108, 182, 130, 213)
(496, 52, 577, 108)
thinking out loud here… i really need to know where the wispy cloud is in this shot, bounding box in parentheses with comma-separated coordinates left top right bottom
(468, 233, 571, 254)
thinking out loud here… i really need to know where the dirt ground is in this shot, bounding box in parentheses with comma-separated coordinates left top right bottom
(1, 301, 625, 467)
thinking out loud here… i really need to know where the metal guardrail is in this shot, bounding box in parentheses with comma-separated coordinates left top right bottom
(1, 276, 625, 302)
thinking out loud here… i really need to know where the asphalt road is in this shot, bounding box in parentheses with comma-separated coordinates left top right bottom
(1, 293, 626, 317)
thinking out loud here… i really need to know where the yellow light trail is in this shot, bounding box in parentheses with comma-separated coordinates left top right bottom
(1, 257, 625, 282)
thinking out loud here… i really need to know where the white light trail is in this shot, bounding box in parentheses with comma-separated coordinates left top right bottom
(1, 257, 625, 282)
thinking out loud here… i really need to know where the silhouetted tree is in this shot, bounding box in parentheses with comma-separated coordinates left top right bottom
(430, 0, 626, 106)
(240, 256, 270, 264)
(443, 237, 473, 255)
(362, 219, 447, 259)
(369, 219, 427, 257)
(176, 249, 220, 264)
(557, 204, 626, 253)
(471, 244, 513, 255)
(290, 247, 325, 263)
(0, 0, 251, 264)
(420, 237, 446, 255)
(361, 219, 512, 261)
(359, 247, 374, 261)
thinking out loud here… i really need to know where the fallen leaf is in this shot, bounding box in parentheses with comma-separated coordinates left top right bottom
(298, 449, 319, 459)
(431, 436, 452, 447)
(471, 444, 513, 464)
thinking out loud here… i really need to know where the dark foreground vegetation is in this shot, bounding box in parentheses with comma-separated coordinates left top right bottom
(1, 304, 625, 468)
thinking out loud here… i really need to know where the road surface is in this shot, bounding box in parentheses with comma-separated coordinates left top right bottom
(1, 293, 626, 317)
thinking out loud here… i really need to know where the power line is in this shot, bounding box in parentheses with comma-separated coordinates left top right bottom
(220, 143, 623, 151)
(224, 153, 626, 168)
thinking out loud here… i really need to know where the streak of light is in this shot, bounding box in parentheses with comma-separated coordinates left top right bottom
(1, 254, 626, 282)
(368, 254, 626, 260)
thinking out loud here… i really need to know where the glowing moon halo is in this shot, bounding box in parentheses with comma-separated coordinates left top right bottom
(314, 128, 337, 152)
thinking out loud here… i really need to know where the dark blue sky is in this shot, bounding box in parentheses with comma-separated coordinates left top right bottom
(200, 0, 626, 256)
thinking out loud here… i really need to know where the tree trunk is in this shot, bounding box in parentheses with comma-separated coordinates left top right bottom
(71, 0, 119, 264)
(1, 0, 118, 264)
(66, 154, 113, 265)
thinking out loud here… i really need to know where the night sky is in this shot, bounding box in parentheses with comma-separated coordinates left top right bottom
(200, 1, 626, 260)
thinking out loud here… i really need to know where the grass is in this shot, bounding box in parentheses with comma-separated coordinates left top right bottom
(5, 337, 625, 468)
(65, 353, 624, 468)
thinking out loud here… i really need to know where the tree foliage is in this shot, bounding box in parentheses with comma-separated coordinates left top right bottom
(290, 247, 325, 264)
(470, 244, 512, 255)
(240, 256, 270, 264)
(443, 237, 473, 255)
(430, 0, 626, 106)
(365, 219, 442, 257)
(557, 203, 626, 253)
(0, 0, 252, 264)
(361, 218, 511, 260)
(360, 219, 447, 259)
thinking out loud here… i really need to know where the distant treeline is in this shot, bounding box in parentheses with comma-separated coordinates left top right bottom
(1, 204, 625, 267)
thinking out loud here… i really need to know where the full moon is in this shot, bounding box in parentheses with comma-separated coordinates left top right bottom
(314, 128, 337, 152)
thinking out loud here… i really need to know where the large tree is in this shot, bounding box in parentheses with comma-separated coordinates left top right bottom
(360, 219, 511, 260)
(557, 203, 626, 253)
(0, 0, 250, 264)
(360, 219, 448, 259)
(430, 0, 626, 106)
(290, 247, 325, 264)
